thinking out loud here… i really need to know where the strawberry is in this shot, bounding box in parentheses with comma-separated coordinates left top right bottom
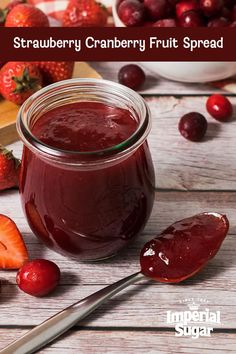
(6, 0, 27, 13)
(0, 0, 26, 26)
(0, 62, 42, 105)
(62, 0, 108, 27)
(0, 214, 28, 269)
(35, 62, 74, 85)
(5, 4, 49, 27)
(0, 146, 20, 191)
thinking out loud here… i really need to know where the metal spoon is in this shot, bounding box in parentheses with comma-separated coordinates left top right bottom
(0, 271, 145, 354)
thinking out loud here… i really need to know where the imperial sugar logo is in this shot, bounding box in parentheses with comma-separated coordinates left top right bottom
(166, 298, 221, 339)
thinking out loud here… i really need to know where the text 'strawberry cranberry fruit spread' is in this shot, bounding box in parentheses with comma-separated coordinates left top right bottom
(17, 79, 155, 261)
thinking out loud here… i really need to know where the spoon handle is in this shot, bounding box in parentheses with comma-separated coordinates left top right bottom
(0, 271, 144, 354)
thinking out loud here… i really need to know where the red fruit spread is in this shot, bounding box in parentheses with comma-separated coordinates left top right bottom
(20, 101, 155, 260)
(32, 102, 138, 152)
(140, 212, 229, 283)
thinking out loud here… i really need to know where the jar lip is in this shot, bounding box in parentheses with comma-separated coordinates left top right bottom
(17, 78, 151, 164)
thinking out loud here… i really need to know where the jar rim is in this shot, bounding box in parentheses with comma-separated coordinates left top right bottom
(17, 78, 151, 165)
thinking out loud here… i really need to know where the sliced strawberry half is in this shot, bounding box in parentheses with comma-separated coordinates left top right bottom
(0, 214, 29, 269)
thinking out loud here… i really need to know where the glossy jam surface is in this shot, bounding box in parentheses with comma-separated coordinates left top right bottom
(140, 212, 229, 283)
(32, 102, 137, 152)
(20, 101, 155, 260)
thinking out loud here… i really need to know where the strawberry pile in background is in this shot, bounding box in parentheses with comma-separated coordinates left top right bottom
(0, 0, 110, 104)
(0, 0, 109, 27)
(0, 0, 49, 27)
(62, 0, 109, 27)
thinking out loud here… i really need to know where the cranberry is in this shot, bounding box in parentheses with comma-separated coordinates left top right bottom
(206, 94, 233, 121)
(140, 212, 229, 283)
(176, 0, 199, 19)
(118, 0, 145, 26)
(178, 112, 207, 141)
(200, 0, 223, 17)
(153, 18, 177, 27)
(179, 10, 204, 27)
(230, 21, 236, 27)
(208, 17, 230, 26)
(118, 64, 146, 90)
(144, 0, 170, 21)
(16, 259, 60, 297)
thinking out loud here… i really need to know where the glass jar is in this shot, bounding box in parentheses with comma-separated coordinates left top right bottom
(17, 78, 155, 261)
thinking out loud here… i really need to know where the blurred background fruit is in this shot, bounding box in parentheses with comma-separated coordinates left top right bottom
(114, 0, 235, 27)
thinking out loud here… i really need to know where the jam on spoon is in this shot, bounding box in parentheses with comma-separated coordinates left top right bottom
(140, 212, 229, 282)
(1, 212, 229, 354)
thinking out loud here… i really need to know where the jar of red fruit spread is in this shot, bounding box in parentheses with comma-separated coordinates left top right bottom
(17, 79, 155, 261)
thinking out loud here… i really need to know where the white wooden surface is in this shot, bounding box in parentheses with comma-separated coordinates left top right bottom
(0, 330, 235, 354)
(90, 62, 225, 95)
(0, 63, 236, 352)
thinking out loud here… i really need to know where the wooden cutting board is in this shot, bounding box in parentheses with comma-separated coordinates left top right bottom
(0, 62, 102, 146)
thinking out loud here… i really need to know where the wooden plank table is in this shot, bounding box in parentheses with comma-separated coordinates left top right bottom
(0, 62, 236, 353)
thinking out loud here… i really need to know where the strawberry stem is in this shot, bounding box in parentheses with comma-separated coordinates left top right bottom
(0, 145, 21, 167)
(12, 68, 41, 94)
(0, 9, 8, 25)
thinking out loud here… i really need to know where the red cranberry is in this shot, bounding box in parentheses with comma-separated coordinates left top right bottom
(179, 10, 204, 27)
(230, 21, 236, 27)
(118, 0, 145, 26)
(200, 0, 224, 17)
(178, 112, 208, 141)
(16, 259, 61, 297)
(208, 16, 230, 26)
(206, 94, 233, 121)
(176, 0, 199, 19)
(153, 18, 177, 27)
(118, 64, 146, 90)
(144, 0, 170, 21)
